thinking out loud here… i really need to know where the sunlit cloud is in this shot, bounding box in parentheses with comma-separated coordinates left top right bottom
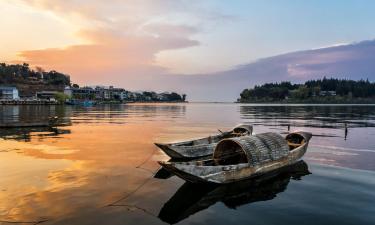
(11, 0, 214, 84)
(17, 27, 199, 81)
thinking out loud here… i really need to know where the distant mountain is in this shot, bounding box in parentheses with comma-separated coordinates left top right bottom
(152, 39, 375, 101)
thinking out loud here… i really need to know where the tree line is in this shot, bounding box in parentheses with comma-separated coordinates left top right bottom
(239, 78, 375, 103)
(0, 63, 70, 86)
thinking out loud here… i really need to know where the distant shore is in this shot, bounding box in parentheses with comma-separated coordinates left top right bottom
(237, 98, 375, 104)
(0, 99, 188, 105)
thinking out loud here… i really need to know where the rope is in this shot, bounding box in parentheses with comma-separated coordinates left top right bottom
(112, 204, 157, 218)
(107, 146, 160, 207)
(135, 146, 158, 169)
(105, 167, 160, 219)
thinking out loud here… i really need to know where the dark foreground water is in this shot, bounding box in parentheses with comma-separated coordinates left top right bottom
(0, 103, 374, 225)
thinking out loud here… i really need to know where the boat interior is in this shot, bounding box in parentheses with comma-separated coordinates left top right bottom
(176, 129, 250, 146)
(285, 133, 306, 150)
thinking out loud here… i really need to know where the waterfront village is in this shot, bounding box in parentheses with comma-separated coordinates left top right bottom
(0, 85, 187, 105)
(0, 63, 186, 105)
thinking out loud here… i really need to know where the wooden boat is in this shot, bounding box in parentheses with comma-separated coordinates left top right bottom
(154, 124, 253, 159)
(158, 160, 310, 224)
(158, 131, 312, 184)
(0, 116, 59, 128)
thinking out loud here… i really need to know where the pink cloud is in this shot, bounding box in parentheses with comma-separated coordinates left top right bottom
(17, 27, 199, 83)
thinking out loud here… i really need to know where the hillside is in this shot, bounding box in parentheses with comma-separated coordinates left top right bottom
(0, 63, 70, 96)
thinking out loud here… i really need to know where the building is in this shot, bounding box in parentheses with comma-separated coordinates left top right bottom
(320, 91, 337, 96)
(36, 91, 57, 100)
(64, 86, 73, 97)
(0, 87, 19, 100)
(64, 85, 127, 101)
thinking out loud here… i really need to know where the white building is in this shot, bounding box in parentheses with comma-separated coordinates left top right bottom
(0, 87, 19, 100)
(64, 86, 73, 98)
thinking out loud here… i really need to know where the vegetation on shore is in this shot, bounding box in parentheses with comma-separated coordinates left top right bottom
(239, 78, 375, 103)
(0, 63, 70, 85)
(0, 63, 71, 96)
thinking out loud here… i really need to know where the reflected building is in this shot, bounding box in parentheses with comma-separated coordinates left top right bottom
(0, 105, 72, 141)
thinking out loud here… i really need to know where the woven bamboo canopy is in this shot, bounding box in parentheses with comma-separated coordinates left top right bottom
(213, 132, 291, 166)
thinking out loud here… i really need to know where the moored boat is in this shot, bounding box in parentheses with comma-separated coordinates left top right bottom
(154, 124, 253, 159)
(158, 131, 312, 183)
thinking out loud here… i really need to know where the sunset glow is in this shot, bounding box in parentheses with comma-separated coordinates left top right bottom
(1, 0, 375, 100)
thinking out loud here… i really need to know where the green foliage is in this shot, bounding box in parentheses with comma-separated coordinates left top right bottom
(54, 92, 69, 104)
(240, 82, 298, 102)
(291, 86, 310, 99)
(0, 63, 70, 86)
(168, 92, 183, 101)
(138, 91, 184, 101)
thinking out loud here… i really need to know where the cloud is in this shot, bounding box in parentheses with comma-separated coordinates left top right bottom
(13, 0, 214, 84)
(17, 27, 199, 82)
(133, 39, 375, 101)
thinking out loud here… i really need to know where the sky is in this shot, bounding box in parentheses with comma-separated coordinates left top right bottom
(1, 0, 375, 101)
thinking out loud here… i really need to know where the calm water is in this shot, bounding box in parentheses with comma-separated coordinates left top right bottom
(0, 103, 374, 225)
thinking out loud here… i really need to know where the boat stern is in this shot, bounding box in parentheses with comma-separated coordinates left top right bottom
(158, 161, 216, 183)
(154, 143, 185, 159)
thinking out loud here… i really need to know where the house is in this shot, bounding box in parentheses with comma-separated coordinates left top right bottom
(65, 86, 98, 99)
(36, 91, 57, 100)
(64, 86, 73, 97)
(0, 87, 19, 100)
(64, 85, 128, 100)
(320, 91, 337, 96)
(108, 86, 125, 100)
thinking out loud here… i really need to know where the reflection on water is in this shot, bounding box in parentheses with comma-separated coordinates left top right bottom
(0, 126, 71, 142)
(0, 103, 374, 225)
(240, 104, 375, 128)
(158, 161, 311, 224)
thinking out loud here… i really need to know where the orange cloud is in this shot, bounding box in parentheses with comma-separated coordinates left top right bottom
(11, 0, 207, 86)
(17, 27, 199, 84)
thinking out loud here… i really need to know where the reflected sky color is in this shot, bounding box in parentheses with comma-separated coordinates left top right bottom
(0, 104, 374, 224)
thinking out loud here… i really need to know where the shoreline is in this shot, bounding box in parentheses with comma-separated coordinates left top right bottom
(236, 99, 375, 104)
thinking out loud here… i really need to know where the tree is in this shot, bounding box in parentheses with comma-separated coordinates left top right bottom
(54, 92, 69, 104)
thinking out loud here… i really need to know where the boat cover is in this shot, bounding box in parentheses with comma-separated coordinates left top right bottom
(213, 132, 290, 166)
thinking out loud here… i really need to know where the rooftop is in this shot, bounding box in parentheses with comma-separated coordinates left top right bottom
(0, 86, 17, 90)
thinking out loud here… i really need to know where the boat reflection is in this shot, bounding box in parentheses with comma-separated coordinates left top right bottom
(158, 160, 311, 224)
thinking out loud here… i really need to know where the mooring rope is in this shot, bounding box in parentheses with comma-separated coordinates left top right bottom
(135, 146, 158, 169)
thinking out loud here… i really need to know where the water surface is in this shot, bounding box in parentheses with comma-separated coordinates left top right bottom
(0, 103, 374, 225)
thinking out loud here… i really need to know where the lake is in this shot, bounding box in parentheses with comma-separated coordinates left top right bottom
(0, 103, 374, 225)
